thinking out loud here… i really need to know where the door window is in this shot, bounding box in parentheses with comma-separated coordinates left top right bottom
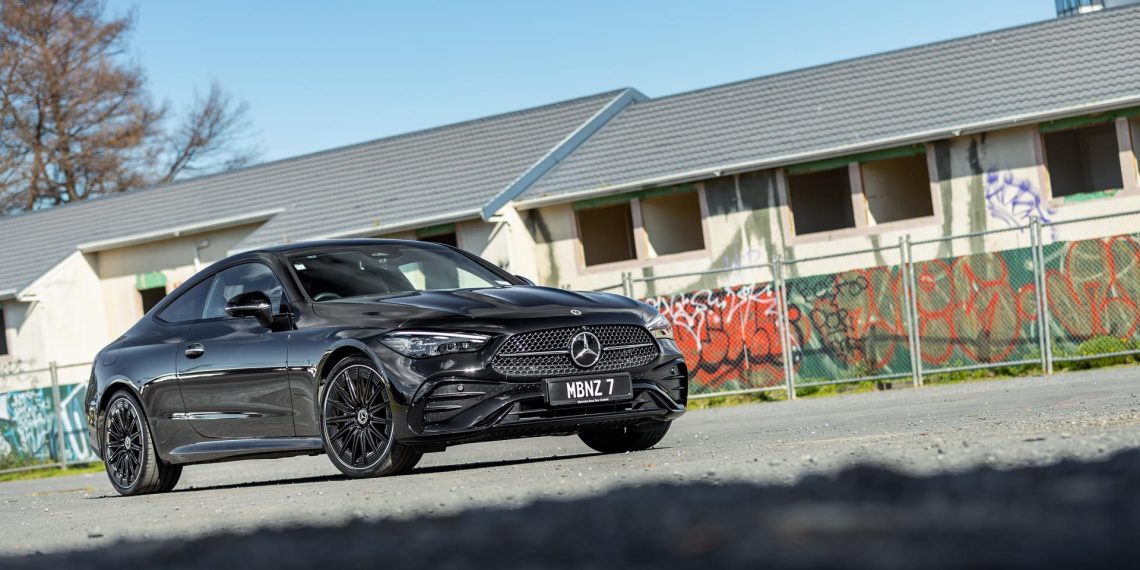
(202, 263, 286, 320)
(157, 277, 214, 323)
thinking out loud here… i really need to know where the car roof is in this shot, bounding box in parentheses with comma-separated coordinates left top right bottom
(255, 238, 451, 254)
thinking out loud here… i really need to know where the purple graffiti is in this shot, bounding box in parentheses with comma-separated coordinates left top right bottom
(985, 170, 1055, 236)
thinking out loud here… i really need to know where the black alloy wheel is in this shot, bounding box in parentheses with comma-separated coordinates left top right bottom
(321, 357, 422, 478)
(103, 391, 182, 496)
(105, 397, 144, 487)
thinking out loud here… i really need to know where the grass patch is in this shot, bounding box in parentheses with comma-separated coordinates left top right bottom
(689, 379, 898, 409)
(687, 390, 785, 409)
(0, 462, 103, 483)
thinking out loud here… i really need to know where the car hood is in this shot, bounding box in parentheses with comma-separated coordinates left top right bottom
(308, 286, 651, 328)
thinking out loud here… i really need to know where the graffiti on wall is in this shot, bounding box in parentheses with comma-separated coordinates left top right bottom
(643, 284, 808, 390)
(1044, 236, 1140, 341)
(0, 383, 95, 465)
(984, 169, 1055, 236)
(647, 233, 1140, 394)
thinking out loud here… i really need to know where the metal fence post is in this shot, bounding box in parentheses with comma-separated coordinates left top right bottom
(1030, 218, 1055, 375)
(904, 238, 924, 387)
(49, 361, 66, 469)
(620, 272, 632, 298)
(774, 256, 796, 400)
(899, 237, 921, 387)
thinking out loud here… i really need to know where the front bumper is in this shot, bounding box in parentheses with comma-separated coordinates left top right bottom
(396, 355, 688, 446)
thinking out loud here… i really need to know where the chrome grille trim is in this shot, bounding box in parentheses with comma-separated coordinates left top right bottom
(492, 325, 658, 377)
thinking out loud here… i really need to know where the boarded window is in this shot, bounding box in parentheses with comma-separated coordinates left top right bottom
(861, 154, 934, 224)
(641, 191, 705, 256)
(139, 287, 166, 315)
(577, 203, 636, 266)
(787, 167, 855, 235)
(1044, 122, 1123, 197)
(0, 304, 8, 356)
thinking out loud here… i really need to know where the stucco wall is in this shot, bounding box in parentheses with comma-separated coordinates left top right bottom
(96, 223, 263, 339)
(0, 252, 105, 390)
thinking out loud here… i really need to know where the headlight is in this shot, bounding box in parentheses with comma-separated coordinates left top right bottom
(646, 313, 673, 340)
(380, 331, 490, 358)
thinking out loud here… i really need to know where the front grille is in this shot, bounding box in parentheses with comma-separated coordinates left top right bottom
(491, 325, 659, 378)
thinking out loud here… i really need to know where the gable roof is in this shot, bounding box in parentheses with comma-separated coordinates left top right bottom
(517, 6, 1140, 206)
(0, 89, 636, 298)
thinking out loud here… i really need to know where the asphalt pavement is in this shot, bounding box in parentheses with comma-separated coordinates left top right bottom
(2, 366, 1139, 559)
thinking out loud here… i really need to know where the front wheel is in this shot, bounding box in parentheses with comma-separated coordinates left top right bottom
(579, 421, 671, 454)
(103, 391, 182, 496)
(321, 357, 422, 478)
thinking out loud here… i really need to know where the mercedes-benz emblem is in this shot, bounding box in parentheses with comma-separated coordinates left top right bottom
(570, 309, 582, 316)
(569, 331, 602, 368)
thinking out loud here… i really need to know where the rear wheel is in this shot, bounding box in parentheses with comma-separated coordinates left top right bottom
(321, 357, 422, 478)
(103, 391, 181, 495)
(579, 421, 671, 454)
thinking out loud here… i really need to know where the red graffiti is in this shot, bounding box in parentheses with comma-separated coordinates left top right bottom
(643, 284, 807, 391)
(802, 266, 907, 372)
(643, 234, 1140, 391)
(1046, 236, 1140, 340)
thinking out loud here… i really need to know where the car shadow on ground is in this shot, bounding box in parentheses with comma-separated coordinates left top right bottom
(89, 451, 607, 497)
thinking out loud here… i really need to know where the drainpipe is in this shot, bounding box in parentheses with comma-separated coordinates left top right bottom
(486, 215, 513, 273)
(193, 239, 211, 272)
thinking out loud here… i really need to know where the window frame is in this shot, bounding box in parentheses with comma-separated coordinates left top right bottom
(778, 144, 943, 245)
(153, 259, 292, 326)
(572, 185, 713, 274)
(1039, 116, 1139, 206)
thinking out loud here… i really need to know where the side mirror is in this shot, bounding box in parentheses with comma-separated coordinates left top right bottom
(225, 291, 274, 328)
(514, 275, 536, 286)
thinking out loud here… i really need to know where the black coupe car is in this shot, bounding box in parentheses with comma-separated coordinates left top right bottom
(86, 240, 688, 495)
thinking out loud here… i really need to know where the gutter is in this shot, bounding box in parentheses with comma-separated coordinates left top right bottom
(227, 209, 486, 254)
(76, 208, 284, 252)
(0, 289, 15, 301)
(512, 94, 1140, 210)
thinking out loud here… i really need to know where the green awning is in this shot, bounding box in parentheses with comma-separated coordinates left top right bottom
(135, 271, 167, 291)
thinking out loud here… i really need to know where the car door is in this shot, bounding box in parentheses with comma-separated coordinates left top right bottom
(176, 261, 294, 439)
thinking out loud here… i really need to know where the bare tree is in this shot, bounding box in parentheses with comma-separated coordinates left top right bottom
(159, 81, 257, 184)
(0, 0, 258, 215)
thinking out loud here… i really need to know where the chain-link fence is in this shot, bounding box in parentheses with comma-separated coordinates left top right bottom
(0, 362, 97, 474)
(624, 209, 1140, 399)
(1041, 211, 1140, 369)
(633, 264, 785, 397)
(783, 244, 915, 390)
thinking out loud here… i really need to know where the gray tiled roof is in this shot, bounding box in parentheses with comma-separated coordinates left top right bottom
(519, 6, 1140, 204)
(0, 90, 627, 296)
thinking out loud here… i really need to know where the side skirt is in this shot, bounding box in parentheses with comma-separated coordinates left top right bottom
(167, 437, 324, 465)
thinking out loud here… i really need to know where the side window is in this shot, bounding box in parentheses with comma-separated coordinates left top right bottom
(202, 263, 286, 319)
(158, 277, 214, 324)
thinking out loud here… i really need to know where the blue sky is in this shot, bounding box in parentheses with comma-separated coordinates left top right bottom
(105, 0, 1056, 162)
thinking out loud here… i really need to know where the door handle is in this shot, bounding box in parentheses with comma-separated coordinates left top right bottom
(185, 343, 205, 358)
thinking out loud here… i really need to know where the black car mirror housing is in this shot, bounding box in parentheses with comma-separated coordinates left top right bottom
(225, 291, 274, 328)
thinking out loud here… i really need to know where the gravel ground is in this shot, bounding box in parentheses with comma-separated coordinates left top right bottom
(6, 450, 1140, 569)
(1, 367, 1139, 563)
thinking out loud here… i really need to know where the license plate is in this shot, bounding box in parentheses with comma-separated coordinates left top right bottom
(545, 373, 633, 406)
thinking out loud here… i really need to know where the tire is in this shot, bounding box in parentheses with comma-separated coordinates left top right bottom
(102, 390, 179, 496)
(320, 356, 422, 478)
(579, 421, 672, 454)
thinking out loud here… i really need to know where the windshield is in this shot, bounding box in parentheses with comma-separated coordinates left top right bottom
(288, 245, 512, 302)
